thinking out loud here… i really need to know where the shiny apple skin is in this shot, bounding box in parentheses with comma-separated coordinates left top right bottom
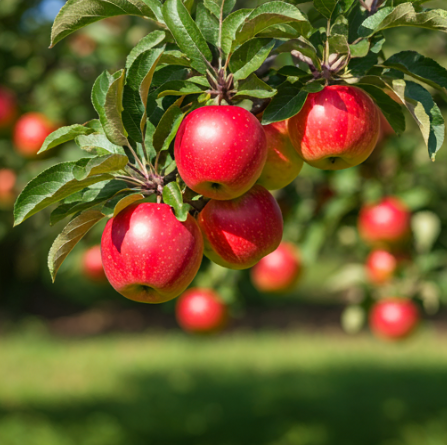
(288, 85, 380, 170)
(101, 203, 203, 304)
(13, 112, 57, 156)
(251, 242, 302, 292)
(82, 245, 106, 282)
(366, 249, 398, 284)
(257, 120, 303, 190)
(0, 87, 17, 129)
(176, 288, 228, 333)
(369, 298, 419, 340)
(175, 105, 267, 200)
(198, 185, 283, 270)
(358, 197, 411, 245)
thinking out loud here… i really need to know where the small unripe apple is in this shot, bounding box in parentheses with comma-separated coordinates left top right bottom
(288, 85, 380, 170)
(251, 242, 302, 292)
(0, 87, 17, 129)
(82, 245, 106, 282)
(13, 112, 57, 157)
(369, 298, 419, 340)
(0, 168, 16, 206)
(176, 288, 228, 334)
(257, 120, 303, 190)
(366, 249, 398, 284)
(175, 105, 267, 200)
(358, 197, 411, 245)
(198, 185, 283, 270)
(101, 202, 203, 303)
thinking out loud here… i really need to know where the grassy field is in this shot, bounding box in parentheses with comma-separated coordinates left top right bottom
(1, 329, 447, 445)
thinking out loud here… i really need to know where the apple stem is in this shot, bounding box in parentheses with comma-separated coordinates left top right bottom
(126, 143, 148, 179)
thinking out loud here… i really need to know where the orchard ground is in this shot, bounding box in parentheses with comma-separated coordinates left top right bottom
(1, 329, 447, 445)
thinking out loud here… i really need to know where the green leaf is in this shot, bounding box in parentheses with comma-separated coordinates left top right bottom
(92, 70, 128, 147)
(355, 84, 406, 135)
(275, 37, 321, 71)
(141, 0, 165, 23)
(328, 34, 349, 55)
(156, 80, 207, 98)
(256, 23, 301, 39)
(163, 0, 213, 74)
(234, 2, 311, 50)
(125, 31, 166, 69)
(358, 3, 447, 38)
(14, 155, 128, 226)
(75, 133, 126, 156)
(349, 39, 369, 58)
(221, 9, 252, 55)
(152, 66, 190, 88)
(203, 0, 236, 18)
(234, 74, 276, 99)
(51, 0, 156, 47)
(261, 82, 308, 125)
(196, 2, 219, 47)
(314, 0, 338, 19)
(159, 49, 192, 67)
(48, 210, 106, 281)
(331, 14, 349, 37)
(383, 51, 447, 101)
(153, 98, 185, 152)
(389, 79, 445, 160)
(162, 182, 191, 222)
(229, 38, 275, 81)
(38, 125, 95, 154)
(122, 47, 165, 142)
(277, 66, 309, 78)
(107, 193, 146, 217)
(50, 180, 129, 225)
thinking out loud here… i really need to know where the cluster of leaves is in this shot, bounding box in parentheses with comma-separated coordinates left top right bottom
(12, 0, 447, 281)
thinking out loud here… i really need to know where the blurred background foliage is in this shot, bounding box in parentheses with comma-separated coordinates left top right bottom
(1, 1, 447, 444)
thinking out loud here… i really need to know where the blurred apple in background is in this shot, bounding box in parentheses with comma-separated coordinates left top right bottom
(0, 169, 17, 207)
(251, 242, 302, 293)
(13, 112, 57, 157)
(369, 298, 419, 340)
(0, 87, 18, 129)
(82, 246, 106, 282)
(176, 288, 228, 334)
(366, 249, 398, 285)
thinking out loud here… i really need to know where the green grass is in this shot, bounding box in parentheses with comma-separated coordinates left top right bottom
(1, 329, 447, 445)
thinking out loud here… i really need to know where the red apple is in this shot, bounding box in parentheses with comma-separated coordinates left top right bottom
(176, 288, 228, 333)
(13, 112, 57, 157)
(175, 105, 267, 200)
(82, 245, 106, 282)
(0, 87, 17, 129)
(288, 85, 380, 170)
(369, 298, 419, 340)
(257, 120, 303, 190)
(251, 242, 302, 292)
(0, 168, 16, 206)
(366, 249, 398, 284)
(198, 185, 283, 269)
(101, 202, 203, 303)
(358, 197, 411, 245)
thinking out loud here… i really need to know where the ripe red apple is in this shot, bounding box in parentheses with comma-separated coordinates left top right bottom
(257, 120, 303, 190)
(0, 168, 16, 206)
(251, 242, 302, 292)
(0, 87, 17, 129)
(288, 85, 380, 170)
(176, 288, 228, 333)
(358, 197, 411, 245)
(369, 298, 419, 340)
(101, 202, 203, 303)
(82, 245, 106, 282)
(366, 249, 398, 284)
(175, 105, 267, 200)
(198, 185, 283, 269)
(13, 112, 57, 157)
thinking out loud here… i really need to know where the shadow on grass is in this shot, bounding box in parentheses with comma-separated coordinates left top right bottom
(1, 364, 447, 445)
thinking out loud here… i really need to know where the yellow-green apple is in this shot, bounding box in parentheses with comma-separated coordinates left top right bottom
(198, 185, 283, 269)
(101, 203, 203, 303)
(175, 105, 267, 200)
(288, 85, 380, 170)
(0, 87, 17, 129)
(13, 112, 57, 157)
(358, 197, 411, 245)
(176, 288, 228, 333)
(369, 298, 419, 340)
(257, 120, 303, 190)
(82, 245, 106, 282)
(366, 249, 398, 284)
(250, 242, 302, 292)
